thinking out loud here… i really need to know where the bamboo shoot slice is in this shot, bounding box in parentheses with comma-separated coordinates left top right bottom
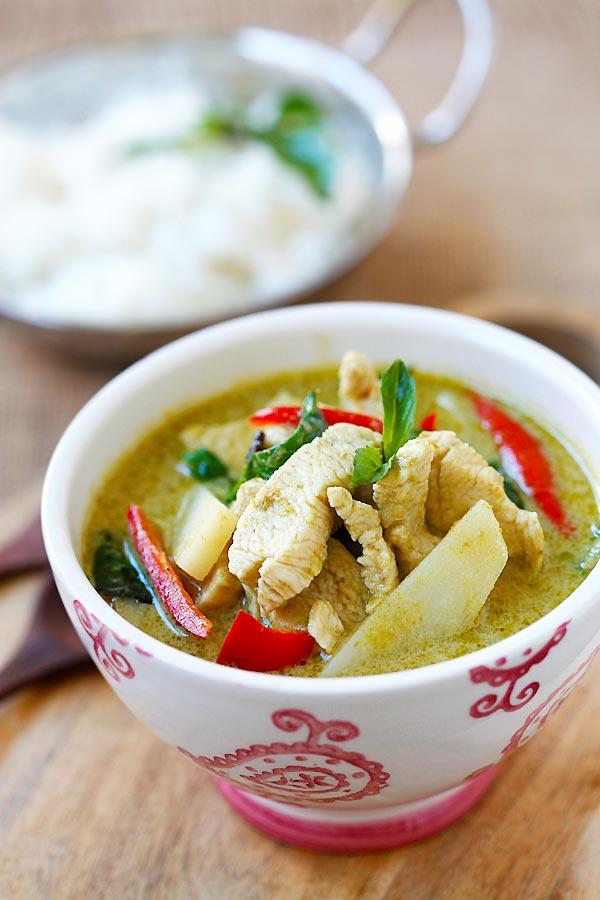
(174, 486, 238, 582)
(322, 500, 508, 677)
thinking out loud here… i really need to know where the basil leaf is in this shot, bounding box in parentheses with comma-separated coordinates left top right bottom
(266, 127, 332, 198)
(350, 448, 393, 489)
(183, 447, 228, 481)
(381, 360, 416, 460)
(125, 90, 333, 197)
(350, 359, 416, 488)
(201, 110, 241, 141)
(123, 540, 188, 636)
(278, 91, 323, 127)
(489, 461, 526, 509)
(92, 532, 152, 603)
(228, 391, 327, 501)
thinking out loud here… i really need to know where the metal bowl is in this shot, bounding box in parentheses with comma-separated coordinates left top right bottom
(0, 2, 492, 363)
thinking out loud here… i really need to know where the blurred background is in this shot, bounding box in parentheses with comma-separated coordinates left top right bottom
(1, 0, 598, 502)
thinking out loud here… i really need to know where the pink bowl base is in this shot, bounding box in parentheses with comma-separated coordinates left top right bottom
(216, 766, 499, 853)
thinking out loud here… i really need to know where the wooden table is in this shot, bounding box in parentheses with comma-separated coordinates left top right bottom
(1, 2, 599, 897)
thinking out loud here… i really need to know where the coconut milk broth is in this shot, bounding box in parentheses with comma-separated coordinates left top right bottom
(82, 367, 599, 676)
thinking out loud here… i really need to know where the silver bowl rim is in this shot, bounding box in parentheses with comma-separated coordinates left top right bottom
(0, 27, 413, 341)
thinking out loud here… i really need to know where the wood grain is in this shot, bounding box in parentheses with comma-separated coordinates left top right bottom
(0, 1, 599, 898)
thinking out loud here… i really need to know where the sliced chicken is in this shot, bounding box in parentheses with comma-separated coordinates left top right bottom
(327, 486, 399, 611)
(338, 351, 383, 419)
(308, 600, 344, 654)
(228, 423, 379, 613)
(373, 441, 439, 576)
(231, 478, 264, 516)
(269, 537, 368, 644)
(374, 431, 544, 573)
(424, 431, 544, 571)
(314, 538, 369, 627)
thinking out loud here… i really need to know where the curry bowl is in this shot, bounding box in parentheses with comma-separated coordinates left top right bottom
(41, 303, 600, 852)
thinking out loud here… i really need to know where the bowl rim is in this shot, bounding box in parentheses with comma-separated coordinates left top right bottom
(0, 27, 413, 339)
(42, 302, 600, 695)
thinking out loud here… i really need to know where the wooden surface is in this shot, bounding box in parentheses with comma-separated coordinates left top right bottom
(1, 1, 599, 898)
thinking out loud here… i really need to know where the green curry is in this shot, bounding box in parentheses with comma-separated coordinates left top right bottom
(82, 362, 599, 677)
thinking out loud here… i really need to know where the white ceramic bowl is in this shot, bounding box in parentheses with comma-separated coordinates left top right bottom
(42, 303, 600, 852)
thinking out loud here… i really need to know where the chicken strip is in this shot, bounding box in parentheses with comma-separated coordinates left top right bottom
(373, 441, 440, 576)
(269, 537, 368, 644)
(308, 601, 344, 654)
(424, 431, 544, 571)
(327, 486, 399, 611)
(374, 431, 544, 573)
(338, 351, 383, 419)
(230, 478, 264, 517)
(228, 423, 379, 613)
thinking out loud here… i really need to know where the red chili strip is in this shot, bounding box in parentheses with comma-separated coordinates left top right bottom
(419, 411, 437, 431)
(216, 610, 315, 672)
(249, 405, 383, 433)
(127, 504, 212, 637)
(472, 395, 575, 535)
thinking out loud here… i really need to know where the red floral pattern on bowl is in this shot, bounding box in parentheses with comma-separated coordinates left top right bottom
(179, 709, 389, 805)
(501, 643, 600, 756)
(468, 621, 570, 717)
(73, 598, 151, 681)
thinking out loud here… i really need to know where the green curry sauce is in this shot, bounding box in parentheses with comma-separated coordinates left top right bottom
(82, 367, 600, 676)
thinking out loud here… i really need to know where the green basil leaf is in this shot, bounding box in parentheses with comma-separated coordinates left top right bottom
(265, 125, 333, 198)
(201, 110, 241, 141)
(350, 359, 416, 487)
(125, 90, 333, 197)
(183, 447, 228, 481)
(380, 360, 416, 460)
(228, 391, 327, 501)
(122, 540, 188, 636)
(92, 532, 152, 603)
(489, 461, 526, 509)
(350, 448, 393, 489)
(278, 91, 323, 128)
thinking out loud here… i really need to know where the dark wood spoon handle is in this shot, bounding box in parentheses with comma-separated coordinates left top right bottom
(0, 514, 47, 580)
(0, 576, 89, 701)
(0, 636, 88, 701)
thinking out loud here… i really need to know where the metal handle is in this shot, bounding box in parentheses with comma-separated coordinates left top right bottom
(342, 0, 493, 149)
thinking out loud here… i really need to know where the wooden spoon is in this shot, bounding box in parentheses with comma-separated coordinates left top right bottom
(0, 513, 47, 580)
(0, 572, 88, 701)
